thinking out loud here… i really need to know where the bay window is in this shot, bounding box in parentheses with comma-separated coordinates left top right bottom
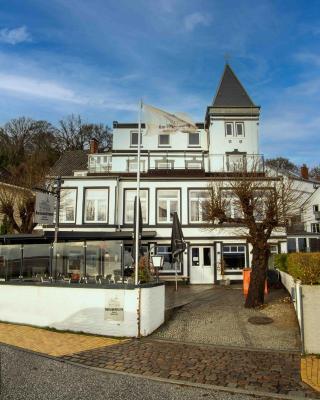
(84, 188, 108, 223)
(189, 190, 210, 223)
(60, 188, 77, 223)
(157, 189, 180, 223)
(124, 189, 148, 224)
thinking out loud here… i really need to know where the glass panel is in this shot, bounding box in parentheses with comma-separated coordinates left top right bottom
(287, 238, 296, 253)
(85, 189, 108, 223)
(158, 200, 167, 221)
(223, 253, 245, 270)
(298, 238, 307, 252)
(23, 244, 51, 280)
(156, 246, 176, 272)
(189, 132, 199, 145)
(60, 189, 77, 223)
(159, 134, 169, 145)
(226, 123, 233, 135)
(157, 190, 179, 223)
(192, 248, 200, 266)
(131, 131, 138, 145)
(124, 190, 148, 224)
(191, 200, 200, 222)
(54, 242, 85, 282)
(0, 245, 22, 281)
(203, 248, 211, 266)
(236, 123, 243, 136)
(169, 200, 178, 221)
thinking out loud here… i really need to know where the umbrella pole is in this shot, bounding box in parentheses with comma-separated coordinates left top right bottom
(175, 260, 178, 291)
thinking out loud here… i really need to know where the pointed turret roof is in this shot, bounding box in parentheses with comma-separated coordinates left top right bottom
(212, 64, 257, 107)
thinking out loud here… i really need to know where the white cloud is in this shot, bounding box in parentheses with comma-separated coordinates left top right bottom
(183, 12, 210, 32)
(0, 73, 82, 103)
(0, 26, 32, 45)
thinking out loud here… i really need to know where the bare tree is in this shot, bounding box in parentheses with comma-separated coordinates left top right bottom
(203, 169, 299, 308)
(57, 115, 112, 151)
(265, 157, 299, 175)
(0, 154, 49, 234)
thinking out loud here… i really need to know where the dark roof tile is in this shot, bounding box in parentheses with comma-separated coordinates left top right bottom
(213, 64, 257, 107)
(50, 150, 88, 176)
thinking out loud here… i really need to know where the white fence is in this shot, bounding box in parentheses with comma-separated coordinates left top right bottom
(279, 270, 320, 354)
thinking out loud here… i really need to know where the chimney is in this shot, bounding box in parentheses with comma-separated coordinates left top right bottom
(300, 164, 309, 180)
(90, 138, 99, 154)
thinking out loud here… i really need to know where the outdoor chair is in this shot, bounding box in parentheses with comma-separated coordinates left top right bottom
(96, 274, 112, 284)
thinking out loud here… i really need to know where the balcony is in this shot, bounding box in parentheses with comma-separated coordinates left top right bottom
(88, 152, 265, 175)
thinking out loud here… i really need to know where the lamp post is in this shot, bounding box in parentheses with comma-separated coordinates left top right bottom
(151, 255, 164, 282)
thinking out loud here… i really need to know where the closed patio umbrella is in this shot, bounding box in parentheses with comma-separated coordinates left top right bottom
(132, 196, 144, 269)
(171, 212, 186, 291)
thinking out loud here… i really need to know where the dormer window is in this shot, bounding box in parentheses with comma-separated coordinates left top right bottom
(159, 134, 170, 147)
(236, 122, 244, 137)
(225, 122, 233, 136)
(130, 131, 141, 147)
(188, 132, 200, 146)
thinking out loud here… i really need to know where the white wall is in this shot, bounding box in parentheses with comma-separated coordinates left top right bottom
(209, 119, 259, 155)
(0, 284, 165, 337)
(113, 127, 208, 152)
(301, 186, 320, 232)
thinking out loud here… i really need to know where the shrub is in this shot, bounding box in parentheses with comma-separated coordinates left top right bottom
(287, 253, 320, 285)
(274, 253, 288, 272)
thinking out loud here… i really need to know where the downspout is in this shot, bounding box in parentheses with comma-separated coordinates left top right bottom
(297, 283, 305, 354)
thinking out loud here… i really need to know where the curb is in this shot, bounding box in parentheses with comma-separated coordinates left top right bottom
(0, 343, 314, 400)
(147, 337, 301, 354)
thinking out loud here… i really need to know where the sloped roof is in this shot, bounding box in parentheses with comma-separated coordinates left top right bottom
(212, 64, 257, 107)
(50, 150, 88, 177)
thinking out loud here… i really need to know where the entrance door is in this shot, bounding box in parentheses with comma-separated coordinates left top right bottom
(190, 246, 214, 284)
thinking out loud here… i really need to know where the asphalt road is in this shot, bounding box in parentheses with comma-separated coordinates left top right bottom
(0, 344, 272, 400)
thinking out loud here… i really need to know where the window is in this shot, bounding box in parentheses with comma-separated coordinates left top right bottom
(186, 161, 202, 169)
(313, 205, 319, 213)
(156, 245, 182, 272)
(124, 189, 148, 224)
(189, 190, 210, 223)
(128, 159, 145, 172)
(222, 245, 246, 270)
(225, 122, 233, 136)
(84, 188, 108, 223)
(311, 223, 320, 233)
(157, 189, 180, 223)
(159, 134, 170, 146)
(130, 131, 141, 147)
(189, 132, 200, 146)
(236, 122, 244, 136)
(298, 238, 307, 252)
(60, 189, 77, 223)
(287, 238, 296, 253)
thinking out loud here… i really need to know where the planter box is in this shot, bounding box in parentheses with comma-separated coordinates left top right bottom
(0, 283, 165, 337)
(279, 270, 320, 354)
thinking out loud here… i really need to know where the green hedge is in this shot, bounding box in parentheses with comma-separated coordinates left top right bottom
(276, 253, 320, 285)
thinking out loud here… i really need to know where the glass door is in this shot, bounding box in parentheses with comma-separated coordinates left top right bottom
(190, 246, 214, 284)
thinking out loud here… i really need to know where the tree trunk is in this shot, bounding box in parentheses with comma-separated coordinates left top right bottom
(245, 243, 270, 308)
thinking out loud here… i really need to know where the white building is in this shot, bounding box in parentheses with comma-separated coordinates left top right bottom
(45, 64, 318, 283)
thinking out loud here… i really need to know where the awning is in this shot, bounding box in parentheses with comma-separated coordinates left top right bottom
(0, 230, 157, 244)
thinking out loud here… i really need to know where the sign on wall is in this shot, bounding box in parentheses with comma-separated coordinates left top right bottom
(105, 294, 124, 321)
(34, 191, 55, 225)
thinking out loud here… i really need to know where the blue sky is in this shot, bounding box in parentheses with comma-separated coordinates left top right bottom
(0, 0, 319, 165)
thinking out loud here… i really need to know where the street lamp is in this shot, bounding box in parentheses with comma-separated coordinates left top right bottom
(151, 255, 164, 283)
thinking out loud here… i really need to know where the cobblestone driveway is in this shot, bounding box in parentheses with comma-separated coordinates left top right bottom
(155, 286, 301, 351)
(62, 339, 319, 398)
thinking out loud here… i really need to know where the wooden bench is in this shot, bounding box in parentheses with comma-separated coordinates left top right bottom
(159, 275, 189, 283)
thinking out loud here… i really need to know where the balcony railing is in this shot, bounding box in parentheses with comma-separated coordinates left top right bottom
(88, 152, 265, 174)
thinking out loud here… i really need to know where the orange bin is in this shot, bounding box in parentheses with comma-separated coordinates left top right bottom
(242, 268, 268, 296)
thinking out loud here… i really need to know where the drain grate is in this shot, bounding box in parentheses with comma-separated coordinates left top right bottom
(248, 316, 274, 325)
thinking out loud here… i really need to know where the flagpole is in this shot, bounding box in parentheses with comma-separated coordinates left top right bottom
(135, 99, 143, 285)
